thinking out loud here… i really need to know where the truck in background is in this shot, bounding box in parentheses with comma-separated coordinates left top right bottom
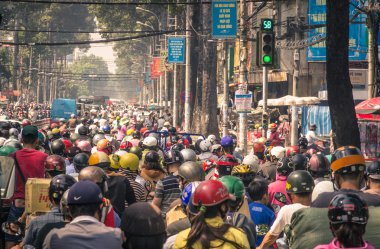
(51, 98, 77, 120)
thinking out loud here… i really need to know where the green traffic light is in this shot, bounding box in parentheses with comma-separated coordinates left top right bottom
(263, 55, 272, 64)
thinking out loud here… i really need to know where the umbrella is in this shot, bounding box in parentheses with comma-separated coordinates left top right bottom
(355, 97, 380, 114)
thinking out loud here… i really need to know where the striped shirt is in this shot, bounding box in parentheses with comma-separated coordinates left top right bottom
(119, 169, 146, 203)
(155, 175, 181, 217)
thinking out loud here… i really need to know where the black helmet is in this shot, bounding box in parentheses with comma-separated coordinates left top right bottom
(144, 151, 160, 164)
(292, 154, 309, 171)
(49, 174, 77, 204)
(61, 130, 71, 139)
(67, 146, 82, 160)
(78, 126, 89, 136)
(298, 136, 308, 150)
(51, 139, 65, 156)
(276, 157, 294, 176)
(331, 146, 365, 174)
(328, 193, 368, 224)
(171, 143, 185, 152)
(366, 161, 380, 179)
(285, 170, 315, 194)
(308, 153, 330, 178)
(166, 149, 184, 166)
(73, 153, 89, 172)
(129, 146, 142, 160)
(132, 131, 141, 139)
(168, 127, 177, 133)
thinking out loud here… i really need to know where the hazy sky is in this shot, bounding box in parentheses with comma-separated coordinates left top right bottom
(86, 33, 117, 74)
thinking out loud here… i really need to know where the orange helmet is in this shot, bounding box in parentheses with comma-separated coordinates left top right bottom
(97, 139, 112, 155)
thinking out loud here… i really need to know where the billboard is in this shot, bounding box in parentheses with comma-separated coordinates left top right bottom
(212, 0, 237, 39)
(307, 0, 368, 61)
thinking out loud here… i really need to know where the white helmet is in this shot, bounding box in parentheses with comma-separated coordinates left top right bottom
(207, 134, 217, 144)
(211, 144, 223, 153)
(115, 150, 127, 157)
(0, 137, 6, 147)
(164, 121, 171, 127)
(199, 140, 212, 152)
(270, 146, 286, 159)
(312, 181, 334, 202)
(143, 136, 158, 147)
(180, 148, 197, 162)
(242, 154, 260, 172)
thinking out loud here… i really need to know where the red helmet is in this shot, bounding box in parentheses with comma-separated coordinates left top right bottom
(45, 155, 66, 175)
(192, 180, 235, 207)
(253, 142, 265, 153)
(140, 127, 148, 134)
(63, 139, 73, 154)
(77, 140, 92, 153)
(202, 159, 216, 173)
(286, 145, 300, 157)
(120, 141, 133, 151)
(22, 119, 31, 127)
(216, 154, 239, 177)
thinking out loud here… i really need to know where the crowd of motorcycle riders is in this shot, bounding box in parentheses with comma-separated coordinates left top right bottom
(0, 107, 378, 249)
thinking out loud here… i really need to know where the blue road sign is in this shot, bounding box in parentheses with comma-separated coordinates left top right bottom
(212, 0, 237, 39)
(168, 37, 185, 63)
(307, 0, 368, 61)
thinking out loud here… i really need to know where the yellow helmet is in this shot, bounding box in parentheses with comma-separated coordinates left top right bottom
(109, 154, 121, 170)
(258, 137, 267, 144)
(52, 128, 61, 135)
(119, 153, 140, 171)
(231, 164, 255, 175)
(254, 124, 260, 129)
(127, 129, 135, 136)
(89, 151, 110, 169)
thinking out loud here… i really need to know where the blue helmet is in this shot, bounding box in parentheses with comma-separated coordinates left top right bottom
(181, 181, 201, 207)
(101, 125, 111, 134)
(221, 136, 234, 147)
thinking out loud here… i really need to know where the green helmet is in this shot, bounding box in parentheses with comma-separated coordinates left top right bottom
(70, 133, 80, 143)
(129, 146, 143, 160)
(286, 170, 315, 194)
(0, 146, 16, 157)
(219, 175, 245, 201)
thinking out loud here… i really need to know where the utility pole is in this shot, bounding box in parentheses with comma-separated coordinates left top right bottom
(184, 1, 192, 132)
(238, 0, 248, 153)
(173, 14, 179, 128)
(27, 46, 33, 103)
(291, 0, 301, 145)
(12, 15, 20, 96)
(262, 66, 268, 138)
(37, 55, 41, 103)
(222, 41, 229, 137)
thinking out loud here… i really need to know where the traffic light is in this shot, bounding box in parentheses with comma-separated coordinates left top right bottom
(257, 19, 275, 67)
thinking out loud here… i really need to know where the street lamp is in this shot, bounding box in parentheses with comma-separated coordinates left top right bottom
(136, 7, 161, 29)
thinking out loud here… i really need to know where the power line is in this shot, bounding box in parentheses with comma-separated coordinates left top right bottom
(0, 28, 194, 34)
(0, 29, 179, 46)
(4, 0, 265, 5)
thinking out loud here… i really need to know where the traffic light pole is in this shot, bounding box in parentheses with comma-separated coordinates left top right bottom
(184, 1, 191, 132)
(262, 66, 268, 138)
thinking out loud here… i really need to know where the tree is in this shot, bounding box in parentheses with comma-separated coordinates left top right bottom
(326, 0, 360, 148)
(63, 54, 109, 99)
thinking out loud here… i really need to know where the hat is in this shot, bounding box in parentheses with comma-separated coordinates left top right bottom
(67, 181, 103, 205)
(22, 125, 38, 138)
(121, 202, 166, 237)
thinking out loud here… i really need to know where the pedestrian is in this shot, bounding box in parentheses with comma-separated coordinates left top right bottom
(365, 161, 380, 195)
(15, 175, 76, 248)
(248, 180, 276, 247)
(43, 181, 124, 249)
(220, 175, 257, 249)
(258, 170, 315, 249)
(312, 146, 380, 207)
(173, 180, 250, 249)
(314, 193, 374, 249)
(4, 125, 48, 249)
(120, 202, 166, 249)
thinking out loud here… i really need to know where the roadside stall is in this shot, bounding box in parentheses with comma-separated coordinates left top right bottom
(355, 97, 380, 160)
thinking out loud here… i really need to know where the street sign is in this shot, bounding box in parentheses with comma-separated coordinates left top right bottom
(211, 0, 237, 39)
(160, 50, 173, 71)
(168, 37, 185, 64)
(235, 91, 252, 113)
(151, 57, 162, 79)
(307, 0, 368, 61)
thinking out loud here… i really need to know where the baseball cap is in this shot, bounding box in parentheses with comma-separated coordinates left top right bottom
(67, 180, 103, 205)
(22, 125, 38, 138)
